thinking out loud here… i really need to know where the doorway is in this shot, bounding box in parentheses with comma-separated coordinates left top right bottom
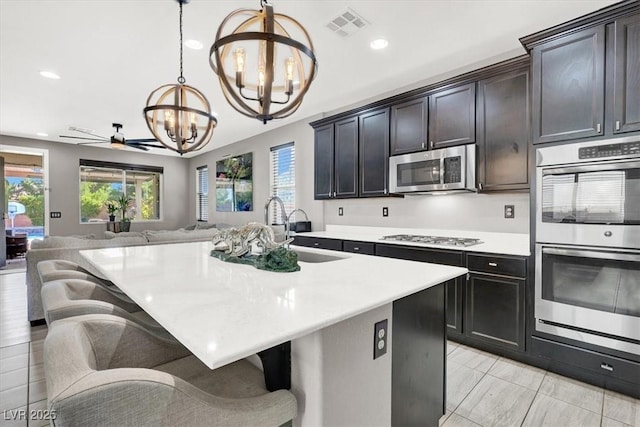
(0, 145, 49, 271)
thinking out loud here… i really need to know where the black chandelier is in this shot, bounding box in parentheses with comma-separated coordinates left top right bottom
(209, 0, 318, 124)
(143, 0, 217, 155)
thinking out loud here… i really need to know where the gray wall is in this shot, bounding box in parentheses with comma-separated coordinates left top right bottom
(0, 135, 190, 236)
(187, 116, 325, 230)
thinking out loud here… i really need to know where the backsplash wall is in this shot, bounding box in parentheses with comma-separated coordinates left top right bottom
(323, 192, 529, 234)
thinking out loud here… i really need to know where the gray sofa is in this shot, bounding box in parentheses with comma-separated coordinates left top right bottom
(26, 228, 222, 323)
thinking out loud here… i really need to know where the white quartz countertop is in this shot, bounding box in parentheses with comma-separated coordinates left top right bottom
(296, 225, 530, 256)
(80, 241, 467, 370)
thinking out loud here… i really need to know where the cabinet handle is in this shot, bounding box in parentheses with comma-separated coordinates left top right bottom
(421, 142, 425, 149)
(596, 123, 601, 133)
(333, 191, 336, 198)
(430, 141, 434, 149)
(313, 242, 320, 246)
(479, 183, 483, 190)
(488, 262, 498, 267)
(384, 188, 388, 195)
(615, 121, 621, 131)
(353, 247, 360, 251)
(600, 363, 613, 372)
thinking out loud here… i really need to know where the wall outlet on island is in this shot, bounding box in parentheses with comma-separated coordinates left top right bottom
(50, 211, 62, 219)
(338, 207, 343, 216)
(504, 205, 515, 219)
(382, 207, 389, 217)
(373, 319, 388, 359)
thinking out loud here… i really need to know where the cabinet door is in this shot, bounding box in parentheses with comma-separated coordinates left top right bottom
(334, 117, 359, 198)
(359, 108, 390, 197)
(613, 14, 640, 134)
(465, 273, 525, 352)
(446, 277, 464, 337)
(532, 26, 605, 144)
(314, 124, 334, 199)
(390, 97, 428, 155)
(429, 83, 476, 149)
(476, 68, 530, 192)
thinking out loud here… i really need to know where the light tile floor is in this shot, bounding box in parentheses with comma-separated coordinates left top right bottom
(1, 271, 638, 426)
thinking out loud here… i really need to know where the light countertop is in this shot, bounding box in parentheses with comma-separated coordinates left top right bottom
(80, 241, 467, 370)
(295, 225, 530, 256)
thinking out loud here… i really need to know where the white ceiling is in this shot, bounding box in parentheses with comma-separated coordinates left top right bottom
(0, 0, 617, 158)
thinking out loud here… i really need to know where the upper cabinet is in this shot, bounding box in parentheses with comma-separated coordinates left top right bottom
(531, 26, 606, 144)
(524, 4, 640, 144)
(360, 108, 390, 197)
(476, 67, 530, 192)
(312, 107, 390, 200)
(390, 97, 428, 155)
(429, 83, 476, 149)
(613, 14, 640, 134)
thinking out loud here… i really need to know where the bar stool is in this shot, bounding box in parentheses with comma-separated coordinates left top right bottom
(44, 314, 297, 426)
(40, 279, 163, 335)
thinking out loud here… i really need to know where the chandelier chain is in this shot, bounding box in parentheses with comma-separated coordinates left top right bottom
(178, 0, 185, 84)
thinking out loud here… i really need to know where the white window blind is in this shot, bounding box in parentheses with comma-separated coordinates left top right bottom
(270, 142, 295, 224)
(196, 166, 209, 222)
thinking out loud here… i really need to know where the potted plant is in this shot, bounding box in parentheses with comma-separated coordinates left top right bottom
(105, 202, 118, 222)
(116, 193, 132, 232)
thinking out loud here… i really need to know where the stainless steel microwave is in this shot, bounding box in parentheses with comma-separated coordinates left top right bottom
(389, 145, 476, 193)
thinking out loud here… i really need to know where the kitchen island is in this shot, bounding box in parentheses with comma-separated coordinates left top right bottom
(80, 241, 467, 426)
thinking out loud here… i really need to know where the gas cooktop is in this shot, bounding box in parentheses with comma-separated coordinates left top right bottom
(380, 234, 483, 247)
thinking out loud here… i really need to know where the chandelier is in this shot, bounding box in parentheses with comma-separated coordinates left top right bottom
(209, 0, 317, 124)
(143, 0, 217, 155)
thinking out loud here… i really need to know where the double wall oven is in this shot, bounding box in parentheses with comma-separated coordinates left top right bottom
(535, 137, 640, 357)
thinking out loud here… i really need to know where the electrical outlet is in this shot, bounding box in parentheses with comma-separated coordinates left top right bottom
(338, 207, 343, 216)
(373, 319, 388, 359)
(382, 207, 389, 217)
(504, 205, 515, 219)
(50, 211, 62, 219)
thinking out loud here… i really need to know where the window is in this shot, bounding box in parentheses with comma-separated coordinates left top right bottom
(196, 166, 209, 221)
(269, 142, 295, 224)
(79, 160, 162, 223)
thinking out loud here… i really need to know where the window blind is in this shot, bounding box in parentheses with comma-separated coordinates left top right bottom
(270, 142, 295, 224)
(196, 166, 209, 222)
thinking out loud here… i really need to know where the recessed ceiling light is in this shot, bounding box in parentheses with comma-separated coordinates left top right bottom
(39, 70, 60, 79)
(370, 38, 389, 50)
(185, 39, 203, 50)
(36, 132, 48, 137)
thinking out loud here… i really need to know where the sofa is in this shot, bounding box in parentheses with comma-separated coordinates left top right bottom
(26, 227, 223, 323)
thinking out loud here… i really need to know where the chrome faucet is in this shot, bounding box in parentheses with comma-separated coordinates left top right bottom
(286, 208, 309, 224)
(264, 196, 289, 240)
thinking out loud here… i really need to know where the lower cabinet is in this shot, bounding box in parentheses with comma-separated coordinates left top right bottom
(446, 278, 464, 338)
(292, 235, 343, 251)
(463, 253, 527, 352)
(465, 272, 525, 352)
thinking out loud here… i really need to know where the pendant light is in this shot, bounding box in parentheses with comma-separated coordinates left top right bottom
(143, 0, 217, 155)
(209, 0, 317, 124)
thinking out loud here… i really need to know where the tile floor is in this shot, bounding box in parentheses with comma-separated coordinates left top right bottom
(1, 271, 638, 426)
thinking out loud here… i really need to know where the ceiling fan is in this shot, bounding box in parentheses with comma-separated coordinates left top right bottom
(59, 123, 166, 151)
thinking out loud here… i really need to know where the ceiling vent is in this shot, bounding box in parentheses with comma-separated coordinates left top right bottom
(326, 8, 369, 37)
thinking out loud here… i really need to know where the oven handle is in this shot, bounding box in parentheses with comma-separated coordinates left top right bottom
(542, 247, 640, 262)
(542, 160, 640, 176)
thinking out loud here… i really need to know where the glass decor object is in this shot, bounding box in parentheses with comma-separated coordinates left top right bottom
(209, 0, 317, 124)
(143, 0, 217, 155)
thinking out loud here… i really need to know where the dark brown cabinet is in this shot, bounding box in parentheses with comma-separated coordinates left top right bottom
(390, 97, 428, 155)
(429, 83, 476, 149)
(476, 68, 530, 191)
(312, 107, 391, 200)
(465, 254, 527, 352)
(531, 26, 606, 144)
(359, 108, 390, 197)
(613, 14, 640, 134)
(313, 124, 334, 199)
(334, 117, 359, 198)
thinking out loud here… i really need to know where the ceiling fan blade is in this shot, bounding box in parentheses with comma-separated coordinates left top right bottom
(68, 126, 108, 139)
(59, 135, 108, 142)
(126, 138, 158, 143)
(126, 142, 167, 149)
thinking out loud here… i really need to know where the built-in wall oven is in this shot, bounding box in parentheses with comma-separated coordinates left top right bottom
(535, 136, 640, 356)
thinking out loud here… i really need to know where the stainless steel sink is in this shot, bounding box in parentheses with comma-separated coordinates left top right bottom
(293, 250, 347, 263)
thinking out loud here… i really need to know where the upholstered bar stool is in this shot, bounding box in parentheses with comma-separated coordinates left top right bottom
(40, 279, 164, 334)
(37, 259, 132, 299)
(44, 314, 297, 427)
